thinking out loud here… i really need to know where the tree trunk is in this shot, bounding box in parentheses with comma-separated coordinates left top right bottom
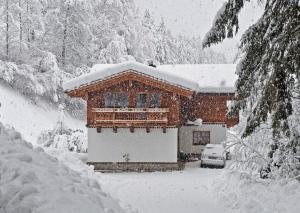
(19, 0, 23, 53)
(6, 0, 9, 59)
(26, 0, 30, 42)
(62, 4, 70, 67)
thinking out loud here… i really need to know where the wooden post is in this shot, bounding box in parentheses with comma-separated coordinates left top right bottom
(130, 126, 134, 133)
(113, 126, 118, 133)
(146, 126, 150, 133)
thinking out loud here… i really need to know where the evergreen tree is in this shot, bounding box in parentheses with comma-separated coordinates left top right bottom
(203, 0, 299, 137)
(155, 18, 176, 64)
(203, 0, 300, 177)
(140, 10, 156, 61)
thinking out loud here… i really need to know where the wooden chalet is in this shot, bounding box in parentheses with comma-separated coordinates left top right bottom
(64, 62, 239, 171)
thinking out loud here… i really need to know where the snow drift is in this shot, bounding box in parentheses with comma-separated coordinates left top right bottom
(0, 123, 125, 213)
(214, 172, 300, 213)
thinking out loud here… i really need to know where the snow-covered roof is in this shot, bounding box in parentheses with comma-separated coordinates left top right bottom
(63, 62, 237, 93)
(158, 64, 237, 93)
(63, 61, 198, 92)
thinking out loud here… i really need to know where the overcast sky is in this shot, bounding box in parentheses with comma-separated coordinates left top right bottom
(135, 0, 264, 63)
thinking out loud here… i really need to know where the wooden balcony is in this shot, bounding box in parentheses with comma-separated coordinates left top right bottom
(91, 108, 169, 127)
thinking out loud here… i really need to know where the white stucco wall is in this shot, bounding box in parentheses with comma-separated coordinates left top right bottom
(179, 124, 227, 154)
(88, 128, 178, 162)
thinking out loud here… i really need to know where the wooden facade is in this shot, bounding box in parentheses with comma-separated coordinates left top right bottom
(66, 70, 239, 129)
(86, 79, 182, 128)
(180, 93, 239, 128)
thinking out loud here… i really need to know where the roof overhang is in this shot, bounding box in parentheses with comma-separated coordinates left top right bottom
(65, 69, 194, 98)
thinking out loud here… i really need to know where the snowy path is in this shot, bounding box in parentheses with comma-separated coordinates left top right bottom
(98, 166, 229, 213)
(51, 151, 229, 213)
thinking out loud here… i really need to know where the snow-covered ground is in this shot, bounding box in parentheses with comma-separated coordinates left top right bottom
(1, 84, 300, 213)
(50, 149, 300, 213)
(0, 83, 84, 143)
(49, 149, 230, 213)
(99, 166, 229, 213)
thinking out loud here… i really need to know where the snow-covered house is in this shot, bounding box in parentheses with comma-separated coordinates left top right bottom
(64, 61, 238, 171)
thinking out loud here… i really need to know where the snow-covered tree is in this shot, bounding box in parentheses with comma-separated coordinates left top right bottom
(155, 18, 175, 64)
(140, 10, 156, 61)
(204, 0, 300, 178)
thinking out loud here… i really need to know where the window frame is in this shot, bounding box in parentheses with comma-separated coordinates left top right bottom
(135, 92, 161, 108)
(104, 92, 129, 108)
(149, 93, 161, 108)
(136, 93, 148, 108)
(193, 131, 210, 146)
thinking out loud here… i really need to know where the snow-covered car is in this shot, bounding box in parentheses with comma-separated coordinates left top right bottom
(200, 144, 226, 168)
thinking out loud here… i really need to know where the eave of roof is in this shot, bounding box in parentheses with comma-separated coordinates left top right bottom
(65, 70, 195, 98)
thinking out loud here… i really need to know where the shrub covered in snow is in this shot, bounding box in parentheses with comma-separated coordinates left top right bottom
(214, 171, 300, 213)
(0, 123, 125, 213)
(38, 123, 87, 152)
(37, 106, 87, 153)
(228, 106, 300, 179)
(38, 128, 87, 153)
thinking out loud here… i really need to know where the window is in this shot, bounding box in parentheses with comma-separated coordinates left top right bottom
(193, 131, 210, 145)
(104, 93, 128, 108)
(136, 93, 147, 108)
(136, 93, 161, 108)
(149, 93, 160, 108)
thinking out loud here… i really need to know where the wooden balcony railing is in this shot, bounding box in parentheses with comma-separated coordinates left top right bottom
(91, 108, 169, 127)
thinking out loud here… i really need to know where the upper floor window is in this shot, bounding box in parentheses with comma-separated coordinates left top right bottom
(136, 93, 147, 108)
(193, 131, 210, 145)
(149, 93, 160, 108)
(136, 93, 161, 108)
(104, 93, 128, 108)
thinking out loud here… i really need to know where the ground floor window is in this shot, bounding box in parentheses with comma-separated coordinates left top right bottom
(193, 131, 210, 145)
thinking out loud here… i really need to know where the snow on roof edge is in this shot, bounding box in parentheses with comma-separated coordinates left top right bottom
(63, 62, 237, 94)
(158, 64, 237, 93)
(63, 61, 199, 92)
(198, 87, 235, 93)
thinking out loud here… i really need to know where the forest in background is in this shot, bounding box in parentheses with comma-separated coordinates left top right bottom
(0, 0, 227, 70)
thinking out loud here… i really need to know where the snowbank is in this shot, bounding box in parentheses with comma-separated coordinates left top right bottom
(0, 83, 84, 143)
(0, 123, 126, 213)
(214, 171, 300, 213)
